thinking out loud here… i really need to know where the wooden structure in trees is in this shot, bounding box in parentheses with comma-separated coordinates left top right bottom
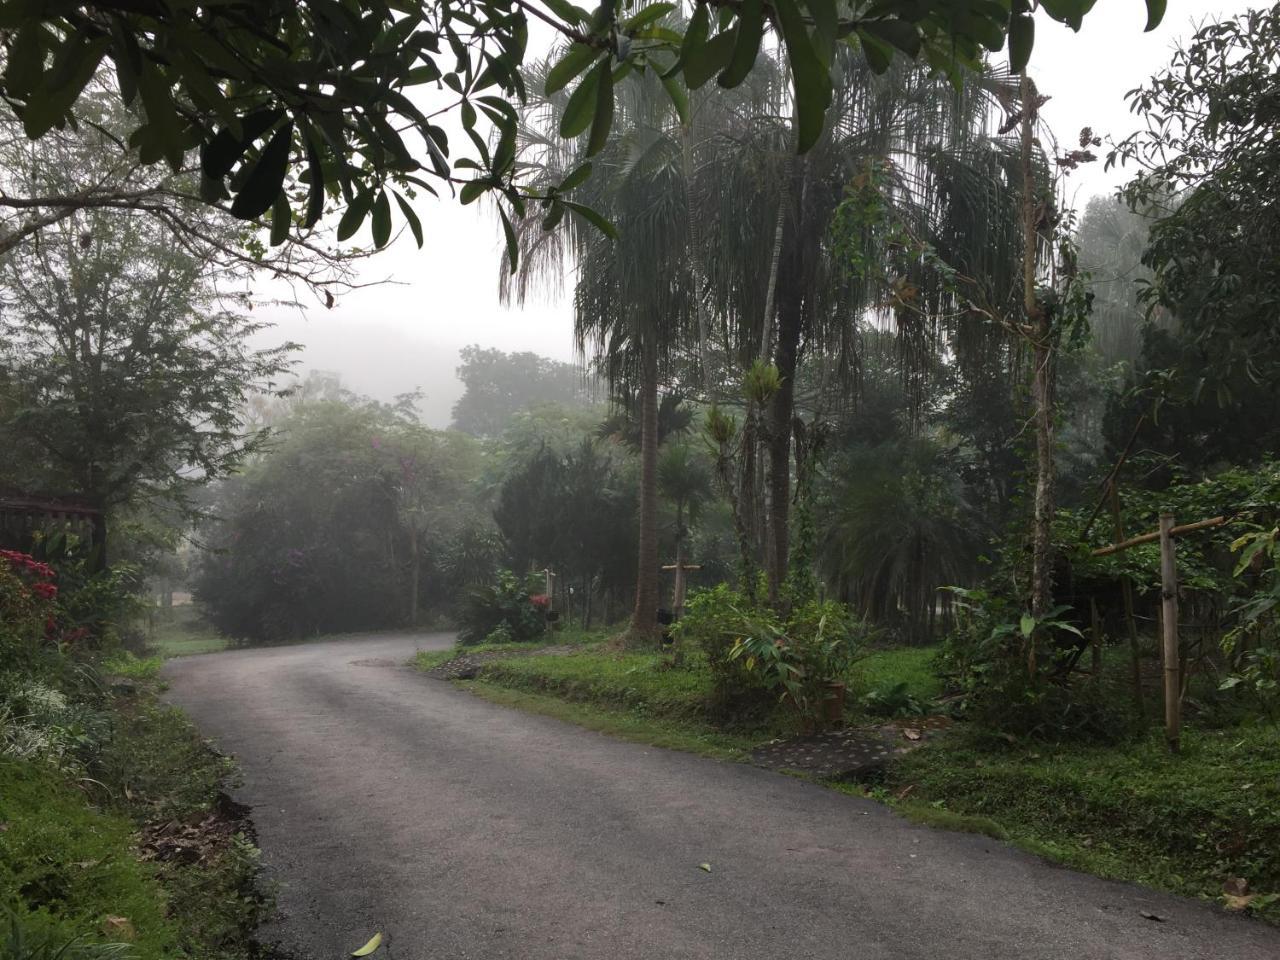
(661, 560, 702, 619)
(0, 493, 100, 551)
(1091, 512, 1227, 753)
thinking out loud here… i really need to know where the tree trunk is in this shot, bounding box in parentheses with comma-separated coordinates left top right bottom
(768, 273, 802, 607)
(90, 504, 108, 572)
(629, 344, 661, 641)
(409, 526, 420, 626)
(681, 125, 713, 394)
(764, 157, 806, 608)
(1021, 73, 1054, 676)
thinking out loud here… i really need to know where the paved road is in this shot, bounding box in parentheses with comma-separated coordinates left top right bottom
(164, 633, 1280, 960)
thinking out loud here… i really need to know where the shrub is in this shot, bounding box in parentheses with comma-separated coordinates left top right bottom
(674, 587, 867, 725)
(456, 570, 546, 646)
(938, 587, 1143, 743)
(671, 584, 770, 717)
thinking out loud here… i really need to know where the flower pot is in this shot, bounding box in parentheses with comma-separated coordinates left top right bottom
(820, 681, 847, 727)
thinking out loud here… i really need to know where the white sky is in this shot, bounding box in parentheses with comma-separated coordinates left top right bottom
(256, 2, 1254, 427)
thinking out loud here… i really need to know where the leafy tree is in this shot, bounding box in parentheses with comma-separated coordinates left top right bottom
(2, 1, 1163, 260)
(0, 203, 292, 566)
(503, 62, 702, 641)
(1075, 195, 1161, 368)
(451, 346, 594, 437)
(1108, 6, 1280, 465)
(194, 389, 484, 640)
(821, 437, 982, 644)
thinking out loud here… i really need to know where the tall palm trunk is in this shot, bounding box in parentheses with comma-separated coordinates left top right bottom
(682, 126, 713, 394)
(630, 343, 661, 640)
(765, 159, 806, 607)
(408, 526, 420, 625)
(1021, 74, 1054, 676)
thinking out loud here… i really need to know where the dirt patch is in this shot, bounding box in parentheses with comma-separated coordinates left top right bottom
(139, 790, 255, 866)
(751, 717, 952, 780)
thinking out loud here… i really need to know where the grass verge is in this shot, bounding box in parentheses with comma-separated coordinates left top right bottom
(1, 672, 271, 959)
(146, 605, 229, 658)
(844, 724, 1280, 922)
(463, 681, 757, 761)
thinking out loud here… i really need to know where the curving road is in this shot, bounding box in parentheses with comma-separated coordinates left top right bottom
(164, 633, 1280, 960)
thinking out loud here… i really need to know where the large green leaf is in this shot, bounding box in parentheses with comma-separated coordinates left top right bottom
(1008, 13, 1034, 73)
(586, 60, 614, 157)
(230, 121, 294, 219)
(336, 189, 374, 241)
(718, 0, 763, 89)
(371, 189, 392, 247)
(684, 29, 734, 90)
(545, 42, 597, 96)
(663, 2, 708, 79)
(1144, 0, 1166, 31)
(560, 60, 605, 139)
(563, 200, 618, 239)
(202, 109, 285, 179)
(773, 0, 830, 152)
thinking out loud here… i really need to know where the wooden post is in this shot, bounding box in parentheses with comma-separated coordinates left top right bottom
(662, 561, 703, 620)
(1158, 513, 1180, 753)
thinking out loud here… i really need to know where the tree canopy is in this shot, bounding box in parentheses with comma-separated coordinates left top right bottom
(2, 1, 1165, 263)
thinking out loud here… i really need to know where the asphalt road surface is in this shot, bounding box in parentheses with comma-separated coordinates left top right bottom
(163, 633, 1280, 960)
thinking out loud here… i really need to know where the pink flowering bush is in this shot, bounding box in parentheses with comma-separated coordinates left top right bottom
(0, 549, 59, 670)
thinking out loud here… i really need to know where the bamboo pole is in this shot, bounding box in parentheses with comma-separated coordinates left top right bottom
(1091, 515, 1227, 557)
(1159, 513, 1181, 753)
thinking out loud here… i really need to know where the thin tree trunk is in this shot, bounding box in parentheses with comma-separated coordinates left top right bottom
(1022, 73, 1054, 676)
(409, 526, 420, 626)
(764, 157, 806, 608)
(681, 125, 713, 394)
(629, 344, 661, 641)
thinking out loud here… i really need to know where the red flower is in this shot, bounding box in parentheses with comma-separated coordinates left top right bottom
(529, 594, 550, 609)
(32, 582, 58, 600)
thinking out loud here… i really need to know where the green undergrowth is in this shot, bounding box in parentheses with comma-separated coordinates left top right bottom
(412, 626, 611, 671)
(0, 759, 181, 957)
(462, 681, 757, 760)
(146, 606, 229, 659)
(1, 682, 270, 959)
(462, 644, 941, 729)
(856, 724, 1280, 922)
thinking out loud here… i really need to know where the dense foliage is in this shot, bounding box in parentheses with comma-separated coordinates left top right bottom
(194, 387, 484, 642)
(1, 1, 1162, 261)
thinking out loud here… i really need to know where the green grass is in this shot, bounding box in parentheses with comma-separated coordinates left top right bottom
(868, 724, 1280, 921)
(856, 645, 942, 700)
(464, 681, 758, 761)
(145, 605, 229, 658)
(0, 759, 182, 958)
(1, 685, 270, 960)
(100, 649, 163, 680)
(411, 626, 611, 672)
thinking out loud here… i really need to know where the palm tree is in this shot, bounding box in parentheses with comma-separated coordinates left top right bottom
(501, 62, 701, 643)
(656, 441, 712, 615)
(692, 51, 1027, 605)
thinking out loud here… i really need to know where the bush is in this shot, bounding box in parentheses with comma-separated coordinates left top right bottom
(939, 587, 1143, 743)
(456, 570, 546, 646)
(674, 586, 867, 725)
(671, 584, 770, 717)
